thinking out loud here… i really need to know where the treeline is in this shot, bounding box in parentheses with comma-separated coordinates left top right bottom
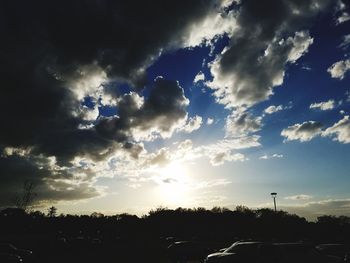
(1, 206, 350, 244)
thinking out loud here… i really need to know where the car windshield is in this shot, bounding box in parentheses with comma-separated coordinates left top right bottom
(224, 242, 260, 254)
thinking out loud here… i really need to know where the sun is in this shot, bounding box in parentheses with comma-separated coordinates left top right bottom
(155, 161, 191, 206)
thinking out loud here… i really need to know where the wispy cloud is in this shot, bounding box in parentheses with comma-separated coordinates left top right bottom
(322, 115, 350, 143)
(259, 154, 283, 160)
(193, 71, 205, 83)
(310, 99, 336, 111)
(284, 194, 313, 201)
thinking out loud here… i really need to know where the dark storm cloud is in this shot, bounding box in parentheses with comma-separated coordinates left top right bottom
(208, 0, 331, 108)
(0, 0, 224, 204)
(0, 153, 100, 207)
(0, 0, 217, 158)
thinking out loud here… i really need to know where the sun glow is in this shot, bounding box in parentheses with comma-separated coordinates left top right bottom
(155, 162, 192, 206)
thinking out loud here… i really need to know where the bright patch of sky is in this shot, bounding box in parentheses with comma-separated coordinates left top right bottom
(1, 0, 350, 220)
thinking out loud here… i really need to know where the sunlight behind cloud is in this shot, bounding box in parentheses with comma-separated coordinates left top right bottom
(154, 162, 192, 206)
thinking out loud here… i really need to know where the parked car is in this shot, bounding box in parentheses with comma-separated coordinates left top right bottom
(316, 243, 350, 261)
(204, 241, 343, 263)
(0, 253, 23, 263)
(204, 241, 278, 263)
(0, 243, 32, 262)
(167, 241, 209, 262)
(275, 242, 342, 263)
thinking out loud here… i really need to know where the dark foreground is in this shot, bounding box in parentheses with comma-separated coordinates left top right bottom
(1, 207, 350, 262)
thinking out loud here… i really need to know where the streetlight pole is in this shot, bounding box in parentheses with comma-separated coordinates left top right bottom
(271, 192, 277, 212)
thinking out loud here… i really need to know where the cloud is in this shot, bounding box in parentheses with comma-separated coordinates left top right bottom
(206, 0, 330, 108)
(193, 178, 232, 190)
(310, 99, 336, 111)
(335, 0, 350, 25)
(337, 13, 350, 24)
(264, 103, 293, 115)
(193, 71, 206, 83)
(202, 135, 261, 151)
(207, 118, 214, 125)
(281, 121, 323, 142)
(281, 116, 350, 144)
(153, 136, 260, 168)
(0, 74, 190, 205)
(199, 136, 260, 165)
(1, 1, 236, 143)
(210, 152, 247, 166)
(264, 105, 284, 114)
(284, 194, 313, 200)
(96, 77, 190, 142)
(147, 148, 171, 167)
(282, 198, 350, 220)
(302, 64, 312, 71)
(259, 154, 283, 160)
(225, 111, 262, 137)
(327, 59, 350, 80)
(0, 151, 102, 207)
(322, 115, 350, 143)
(184, 6, 237, 47)
(178, 115, 203, 133)
(339, 34, 350, 49)
(0, 0, 242, 204)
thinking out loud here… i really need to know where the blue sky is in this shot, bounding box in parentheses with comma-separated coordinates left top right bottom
(1, 0, 350, 220)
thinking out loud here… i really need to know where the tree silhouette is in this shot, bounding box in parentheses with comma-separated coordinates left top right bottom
(13, 180, 37, 212)
(48, 206, 57, 217)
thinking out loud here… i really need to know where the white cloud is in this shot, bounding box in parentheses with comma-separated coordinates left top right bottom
(322, 115, 350, 143)
(309, 99, 335, 111)
(202, 136, 261, 152)
(210, 152, 247, 166)
(335, 0, 350, 25)
(264, 103, 293, 115)
(225, 110, 262, 137)
(281, 116, 350, 144)
(259, 154, 283, 160)
(170, 136, 260, 167)
(66, 63, 108, 102)
(337, 12, 350, 24)
(264, 105, 284, 114)
(282, 198, 350, 220)
(193, 178, 232, 190)
(339, 34, 350, 49)
(184, 9, 237, 47)
(302, 65, 312, 71)
(178, 115, 203, 133)
(281, 121, 323, 142)
(207, 30, 314, 108)
(327, 59, 350, 80)
(207, 118, 214, 125)
(286, 31, 314, 63)
(199, 136, 260, 166)
(284, 194, 313, 201)
(100, 77, 190, 142)
(2, 146, 32, 157)
(193, 71, 205, 83)
(74, 105, 99, 122)
(177, 139, 193, 151)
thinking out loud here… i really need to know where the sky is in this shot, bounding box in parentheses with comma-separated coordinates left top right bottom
(1, 0, 350, 220)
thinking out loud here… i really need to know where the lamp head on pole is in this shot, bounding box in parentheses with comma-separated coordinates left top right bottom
(270, 192, 277, 197)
